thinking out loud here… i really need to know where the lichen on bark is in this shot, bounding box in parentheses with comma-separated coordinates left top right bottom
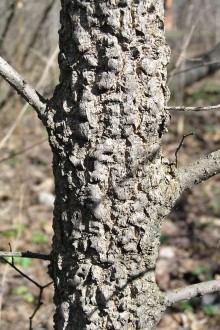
(48, 1, 176, 329)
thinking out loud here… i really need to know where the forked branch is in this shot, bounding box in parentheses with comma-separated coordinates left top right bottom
(179, 149, 220, 191)
(0, 56, 47, 118)
(0, 254, 52, 330)
(165, 280, 220, 306)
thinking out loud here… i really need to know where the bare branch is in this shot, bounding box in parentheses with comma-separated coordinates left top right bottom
(166, 104, 220, 111)
(175, 133, 194, 167)
(165, 280, 220, 306)
(0, 251, 51, 261)
(0, 56, 47, 118)
(29, 280, 53, 330)
(179, 149, 220, 191)
(0, 254, 53, 330)
(0, 46, 58, 150)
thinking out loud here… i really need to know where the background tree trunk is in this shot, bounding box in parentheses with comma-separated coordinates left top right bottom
(47, 1, 175, 329)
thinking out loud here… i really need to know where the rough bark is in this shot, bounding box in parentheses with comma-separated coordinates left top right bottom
(48, 1, 177, 329)
(1, 0, 220, 329)
(179, 149, 220, 191)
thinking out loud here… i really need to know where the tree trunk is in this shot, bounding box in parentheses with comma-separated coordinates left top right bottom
(48, 1, 176, 329)
(1, 0, 220, 328)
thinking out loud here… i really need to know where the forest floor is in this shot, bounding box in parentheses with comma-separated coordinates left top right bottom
(0, 71, 220, 330)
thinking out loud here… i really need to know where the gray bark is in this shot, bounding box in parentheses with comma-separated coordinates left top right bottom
(1, 1, 220, 329)
(165, 279, 220, 306)
(179, 149, 220, 191)
(48, 1, 176, 329)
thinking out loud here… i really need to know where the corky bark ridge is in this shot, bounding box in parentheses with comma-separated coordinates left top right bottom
(48, 1, 177, 329)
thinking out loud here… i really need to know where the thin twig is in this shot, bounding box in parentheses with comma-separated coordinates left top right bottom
(1, 256, 41, 288)
(166, 104, 220, 111)
(175, 133, 194, 167)
(0, 254, 53, 330)
(0, 46, 59, 150)
(165, 280, 220, 306)
(29, 281, 52, 330)
(0, 56, 47, 117)
(0, 251, 51, 261)
(0, 186, 25, 320)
